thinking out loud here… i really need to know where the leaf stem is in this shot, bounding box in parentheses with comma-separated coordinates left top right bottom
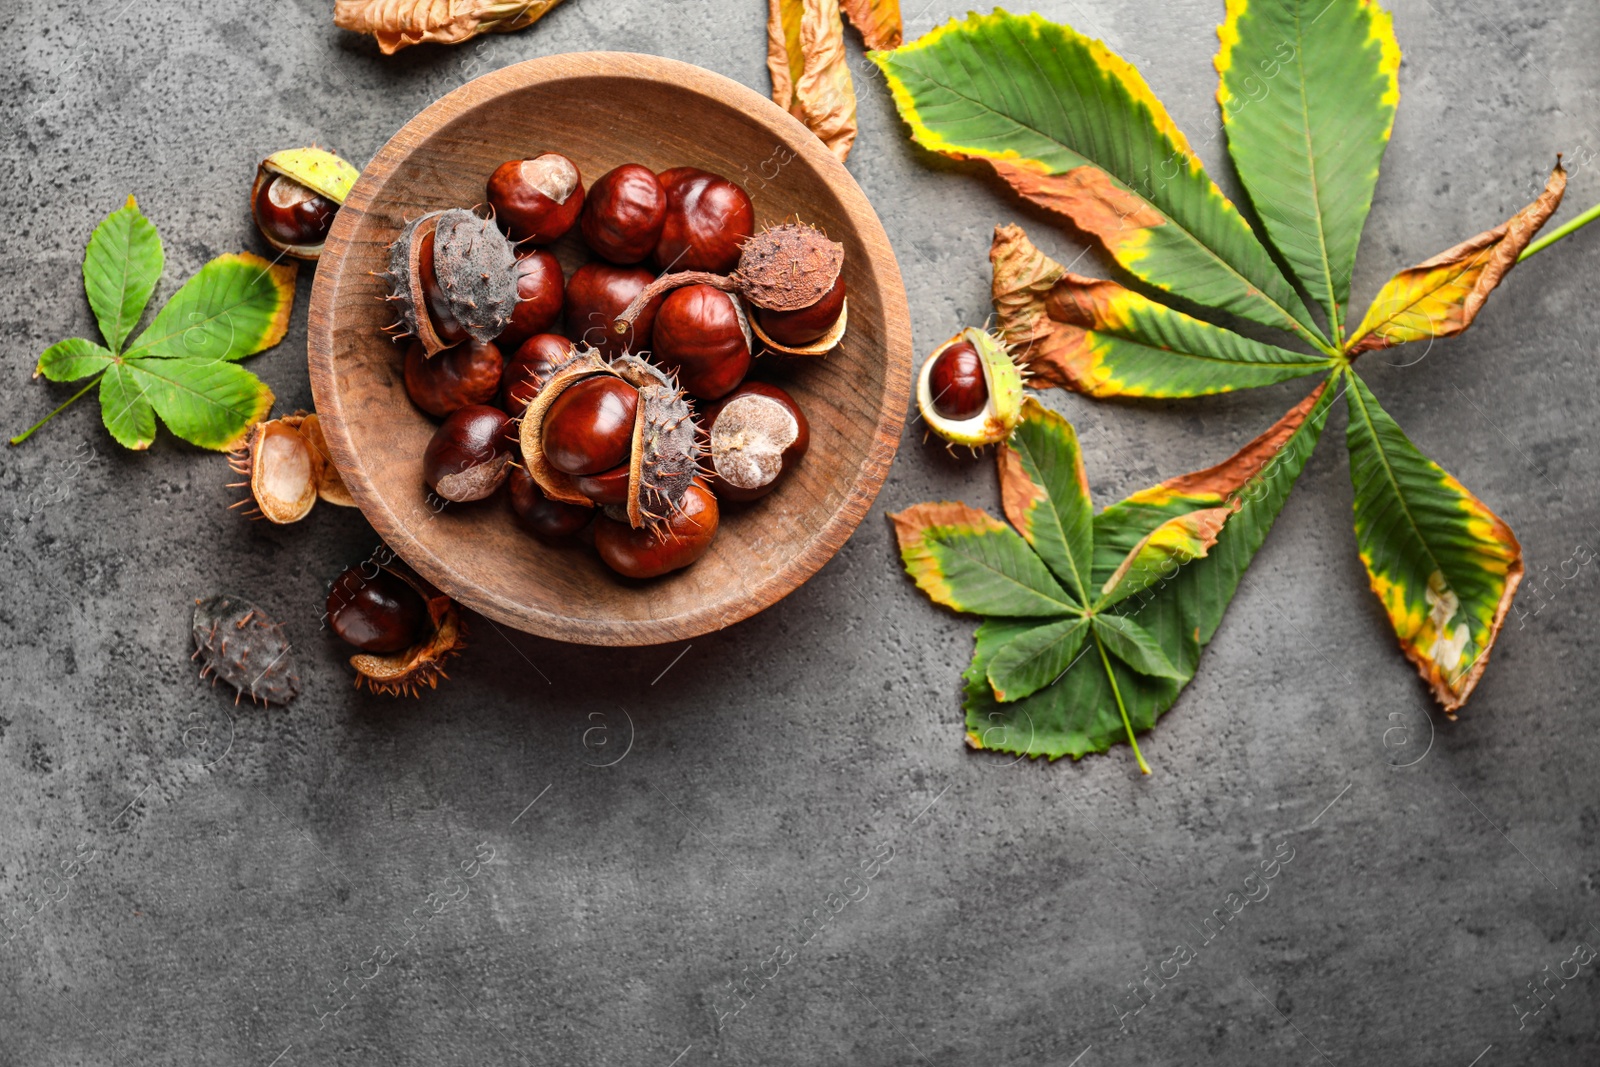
(1519, 199, 1600, 262)
(9, 373, 103, 446)
(1093, 631, 1151, 776)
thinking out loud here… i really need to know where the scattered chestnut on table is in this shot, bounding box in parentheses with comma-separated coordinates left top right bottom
(326, 564, 430, 654)
(251, 147, 357, 260)
(593, 479, 720, 579)
(541, 375, 640, 476)
(653, 167, 754, 273)
(702, 381, 809, 501)
(423, 405, 515, 502)
(926, 339, 986, 421)
(500, 333, 574, 416)
(508, 465, 593, 541)
(651, 283, 752, 401)
(497, 248, 565, 350)
(404, 339, 503, 418)
(487, 153, 584, 243)
(581, 163, 667, 264)
(565, 262, 661, 357)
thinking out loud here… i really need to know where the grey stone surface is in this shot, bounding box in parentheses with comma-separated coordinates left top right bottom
(2, 0, 1598, 1063)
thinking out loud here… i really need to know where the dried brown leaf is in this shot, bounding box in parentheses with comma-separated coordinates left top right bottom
(840, 0, 902, 50)
(333, 0, 564, 55)
(768, 0, 858, 162)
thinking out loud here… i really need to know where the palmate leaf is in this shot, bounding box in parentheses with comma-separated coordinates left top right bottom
(870, 10, 1330, 349)
(129, 253, 297, 362)
(991, 224, 1337, 397)
(83, 195, 164, 355)
(1343, 370, 1522, 712)
(1216, 0, 1400, 341)
(996, 398, 1094, 600)
(889, 503, 1080, 617)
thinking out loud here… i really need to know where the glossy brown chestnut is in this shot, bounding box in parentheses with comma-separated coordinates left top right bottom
(417, 223, 470, 346)
(500, 333, 574, 416)
(702, 381, 809, 501)
(573, 462, 631, 506)
(928, 340, 987, 421)
(326, 564, 429, 654)
(508, 465, 592, 540)
(651, 284, 751, 400)
(253, 173, 338, 249)
(593, 479, 720, 579)
(653, 167, 754, 274)
(403, 339, 503, 418)
(580, 164, 667, 264)
(565, 262, 661, 357)
(541, 376, 640, 476)
(423, 405, 514, 502)
(487, 154, 584, 243)
(755, 274, 845, 347)
(496, 249, 565, 350)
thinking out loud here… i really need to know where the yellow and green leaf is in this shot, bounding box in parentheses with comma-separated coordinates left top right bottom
(991, 223, 1337, 396)
(1098, 506, 1233, 609)
(1348, 163, 1565, 353)
(129, 253, 297, 363)
(1343, 370, 1522, 712)
(1216, 0, 1401, 341)
(871, 10, 1329, 348)
(889, 502, 1080, 617)
(996, 397, 1095, 601)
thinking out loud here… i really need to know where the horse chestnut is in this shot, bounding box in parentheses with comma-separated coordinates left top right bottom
(653, 167, 754, 273)
(500, 333, 574, 416)
(254, 174, 338, 250)
(487, 154, 584, 243)
(702, 381, 809, 501)
(581, 164, 667, 264)
(384, 209, 518, 357)
(927, 340, 986, 421)
(326, 565, 430, 654)
(755, 274, 845, 347)
(594, 479, 720, 579)
(565, 262, 661, 357)
(423, 405, 514, 501)
(404, 339, 503, 418)
(496, 249, 565, 350)
(508, 465, 592, 540)
(573, 463, 630, 506)
(541, 375, 639, 476)
(651, 284, 752, 400)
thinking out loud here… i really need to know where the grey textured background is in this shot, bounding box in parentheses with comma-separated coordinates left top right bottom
(3, 1, 1598, 1063)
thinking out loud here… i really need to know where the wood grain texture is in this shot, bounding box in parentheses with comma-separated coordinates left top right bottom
(308, 52, 912, 646)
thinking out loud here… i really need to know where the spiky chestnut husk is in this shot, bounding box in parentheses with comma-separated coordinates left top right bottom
(381, 208, 518, 356)
(192, 595, 301, 706)
(915, 327, 1025, 449)
(516, 345, 704, 530)
(251, 147, 359, 260)
(612, 222, 847, 354)
(227, 413, 353, 524)
(342, 560, 465, 697)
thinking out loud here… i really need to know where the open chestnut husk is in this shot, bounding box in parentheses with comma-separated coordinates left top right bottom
(701, 382, 809, 501)
(381, 208, 518, 356)
(518, 346, 703, 530)
(593, 478, 720, 579)
(227, 412, 353, 523)
(423, 405, 514, 502)
(508, 465, 593, 540)
(653, 167, 754, 273)
(404, 339, 503, 418)
(500, 333, 574, 417)
(326, 558, 464, 696)
(565, 262, 661, 357)
(496, 248, 565, 350)
(581, 164, 667, 264)
(915, 327, 1024, 449)
(251, 147, 358, 260)
(487, 154, 584, 243)
(651, 284, 752, 401)
(616, 222, 847, 356)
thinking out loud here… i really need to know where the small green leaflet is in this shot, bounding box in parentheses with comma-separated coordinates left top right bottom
(16, 197, 295, 451)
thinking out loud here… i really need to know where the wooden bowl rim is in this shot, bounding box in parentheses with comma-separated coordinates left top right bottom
(307, 51, 912, 646)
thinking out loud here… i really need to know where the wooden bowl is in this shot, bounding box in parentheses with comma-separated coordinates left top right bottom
(308, 53, 912, 646)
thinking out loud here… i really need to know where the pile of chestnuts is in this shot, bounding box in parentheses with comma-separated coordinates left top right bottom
(381, 151, 846, 581)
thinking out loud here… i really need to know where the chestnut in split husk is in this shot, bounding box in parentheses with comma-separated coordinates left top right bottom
(382, 208, 518, 356)
(423, 405, 514, 502)
(651, 284, 752, 401)
(487, 154, 584, 243)
(497, 248, 565, 350)
(593, 479, 720, 579)
(326, 559, 464, 696)
(915, 327, 1024, 449)
(653, 167, 754, 273)
(251, 147, 358, 260)
(581, 164, 667, 264)
(404, 339, 503, 418)
(617, 222, 847, 357)
(702, 381, 809, 501)
(565, 262, 661, 357)
(754, 274, 846, 350)
(500, 333, 574, 416)
(228, 413, 353, 524)
(508, 465, 593, 541)
(541, 376, 640, 476)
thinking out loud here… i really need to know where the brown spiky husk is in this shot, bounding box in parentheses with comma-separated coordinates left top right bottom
(348, 563, 465, 697)
(382, 209, 518, 355)
(227, 412, 356, 523)
(192, 595, 301, 706)
(731, 222, 844, 311)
